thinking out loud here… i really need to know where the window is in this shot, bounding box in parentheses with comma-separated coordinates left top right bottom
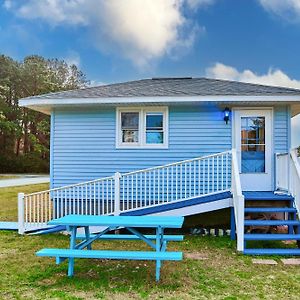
(241, 116, 265, 173)
(146, 113, 164, 144)
(117, 107, 168, 148)
(121, 112, 139, 143)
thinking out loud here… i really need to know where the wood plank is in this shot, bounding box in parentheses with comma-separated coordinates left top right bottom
(48, 215, 184, 228)
(36, 248, 183, 261)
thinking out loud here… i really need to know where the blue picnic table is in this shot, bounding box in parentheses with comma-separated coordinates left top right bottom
(36, 215, 184, 281)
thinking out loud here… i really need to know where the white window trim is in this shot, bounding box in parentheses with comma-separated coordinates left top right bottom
(116, 107, 169, 149)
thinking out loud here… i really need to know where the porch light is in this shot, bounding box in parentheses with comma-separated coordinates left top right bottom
(224, 107, 230, 124)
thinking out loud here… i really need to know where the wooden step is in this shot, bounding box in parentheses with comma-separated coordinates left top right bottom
(244, 234, 300, 241)
(244, 207, 297, 213)
(243, 192, 294, 201)
(245, 220, 300, 226)
(243, 248, 300, 255)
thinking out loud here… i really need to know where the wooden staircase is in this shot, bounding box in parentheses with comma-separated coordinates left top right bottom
(243, 191, 300, 255)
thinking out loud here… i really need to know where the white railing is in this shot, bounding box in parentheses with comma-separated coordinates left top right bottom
(119, 151, 232, 213)
(18, 150, 233, 234)
(231, 149, 244, 252)
(18, 176, 115, 234)
(275, 148, 300, 216)
(275, 152, 289, 192)
(289, 149, 300, 215)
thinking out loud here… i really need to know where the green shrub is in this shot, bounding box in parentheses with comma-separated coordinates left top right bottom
(0, 154, 49, 173)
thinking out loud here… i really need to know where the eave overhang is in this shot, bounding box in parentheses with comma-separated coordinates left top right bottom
(19, 95, 300, 116)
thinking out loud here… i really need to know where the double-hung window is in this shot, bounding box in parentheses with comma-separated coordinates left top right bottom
(117, 107, 168, 148)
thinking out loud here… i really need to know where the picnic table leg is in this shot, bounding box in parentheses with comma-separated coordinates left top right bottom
(155, 226, 163, 282)
(68, 226, 77, 277)
(84, 226, 92, 250)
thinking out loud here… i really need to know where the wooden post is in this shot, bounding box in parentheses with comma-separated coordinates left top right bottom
(18, 193, 25, 235)
(114, 172, 121, 216)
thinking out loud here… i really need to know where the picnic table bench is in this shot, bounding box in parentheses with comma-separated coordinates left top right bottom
(36, 215, 184, 281)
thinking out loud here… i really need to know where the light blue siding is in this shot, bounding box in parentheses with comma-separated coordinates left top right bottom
(51, 104, 290, 188)
(52, 105, 230, 187)
(274, 105, 289, 153)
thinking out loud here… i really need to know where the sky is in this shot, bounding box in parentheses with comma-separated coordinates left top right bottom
(1, 0, 300, 88)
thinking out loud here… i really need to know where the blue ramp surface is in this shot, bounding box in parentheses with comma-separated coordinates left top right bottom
(0, 222, 18, 230)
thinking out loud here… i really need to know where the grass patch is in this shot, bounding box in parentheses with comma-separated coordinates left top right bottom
(1, 232, 300, 300)
(0, 185, 300, 299)
(0, 183, 49, 221)
(0, 175, 19, 180)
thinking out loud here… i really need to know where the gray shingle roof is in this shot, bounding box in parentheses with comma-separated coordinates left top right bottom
(25, 77, 300, 100)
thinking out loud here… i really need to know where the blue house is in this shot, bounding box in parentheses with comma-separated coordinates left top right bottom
(19, 77, 300, 255)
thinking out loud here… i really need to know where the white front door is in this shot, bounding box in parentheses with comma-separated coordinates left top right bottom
(234, 109, 273, 191)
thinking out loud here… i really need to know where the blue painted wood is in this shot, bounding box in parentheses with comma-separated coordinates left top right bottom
(244, 248, 300, 255)
(126, 227, 156, 249)
(84, 226, 92, 250)
(230, 207, 236, 240)
(29, 225, 66, 235)
(245, 220, 300, 226)
(75, 234, 184, 241)
(36, 248, 183, 260)
(121, 191, 232, 216)
(0, 222, 18, 230)
(68, 226, 77, 277)
(244, 234, 300, 241)
(243, 191, 294, 201)
(48, 215, 184, 228)
(244, 207, 297, 213)
(156, 226, 163, 281)
(51, 105, 289, 187)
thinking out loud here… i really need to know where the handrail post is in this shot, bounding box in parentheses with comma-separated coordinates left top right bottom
(288, 149, 293, 194)
(231, 149, 244, 252)
(18, 193, 25, 235)
(114, 172, 121, 216)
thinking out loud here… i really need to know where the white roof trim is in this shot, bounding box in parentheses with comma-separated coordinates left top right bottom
(19, 95, 300, 115)
(19, 95, 300, 106)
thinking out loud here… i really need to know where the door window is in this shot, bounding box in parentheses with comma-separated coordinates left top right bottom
(241, 116, 265, 173)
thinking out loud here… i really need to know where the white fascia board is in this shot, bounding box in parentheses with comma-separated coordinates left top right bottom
(19, 95, 300, 106)
(19, 95, 300, 115)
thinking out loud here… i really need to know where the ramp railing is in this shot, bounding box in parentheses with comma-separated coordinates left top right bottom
(119, 150, 232, 214)
(18, 150, 233, 234)
(18, 176, 115, 234)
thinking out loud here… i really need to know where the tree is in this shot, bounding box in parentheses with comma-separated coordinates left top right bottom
(0, 54, 89, 173)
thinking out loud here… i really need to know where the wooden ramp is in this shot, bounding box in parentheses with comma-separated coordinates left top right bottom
(0, 222, 18, 230)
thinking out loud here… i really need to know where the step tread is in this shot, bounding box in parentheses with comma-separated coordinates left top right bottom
(243, 192, 294, 201)
(244, 248, 300, 255)
(245, 220, 300, 226)
(244, 234, 300, 240)
(245, 207, 297, 213)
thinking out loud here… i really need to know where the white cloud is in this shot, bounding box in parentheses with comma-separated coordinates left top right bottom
(206, 62, 300, 89)
(186, 0, 215, 10)
(4, 0, 214, 68)
(3, 0, 12, 9)
(258, 0, 300, 22)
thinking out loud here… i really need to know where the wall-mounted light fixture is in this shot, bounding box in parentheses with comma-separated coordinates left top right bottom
(224, 107, 230, 124)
